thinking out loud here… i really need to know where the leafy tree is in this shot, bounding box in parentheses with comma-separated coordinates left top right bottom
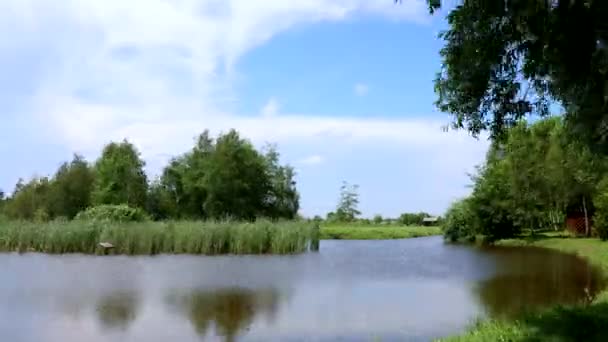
(92, 140, 148, 208)
(593, 176, 608, 240)
(48, 154, 95, 219)
(202, 130, 271, 220)
(422, 0, 608, 148)
(443, 198, 477, 242)
(262, 144, 300, 219)
(373, 214, 383, 225)
(5, 177, 52, 220)
(335, 181, 361, 222)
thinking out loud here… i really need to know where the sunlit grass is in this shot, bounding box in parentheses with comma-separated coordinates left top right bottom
(0, 219, 319, 255)
(319, 224, 442, 240)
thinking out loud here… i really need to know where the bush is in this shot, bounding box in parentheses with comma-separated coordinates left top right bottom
(74, 204, 150, 223)
(443, 198, 477, 242)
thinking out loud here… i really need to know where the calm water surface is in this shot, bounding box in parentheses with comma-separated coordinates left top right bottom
(0, 236, 604, 341)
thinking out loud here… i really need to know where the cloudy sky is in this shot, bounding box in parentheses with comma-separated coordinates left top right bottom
(0, 0, 489, 217)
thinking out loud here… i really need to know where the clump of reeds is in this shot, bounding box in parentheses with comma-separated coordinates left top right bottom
(0, 219, 320, 255)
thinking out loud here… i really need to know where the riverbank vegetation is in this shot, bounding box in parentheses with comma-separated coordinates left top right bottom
(0, 130, 315, 254)
(438, 235, 608, 342)
(320, 224, 441, 240)
(0, 219, 319, 255)
(443, 117, 608, 243)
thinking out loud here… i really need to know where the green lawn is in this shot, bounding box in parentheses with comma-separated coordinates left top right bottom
(438, 234, 608, 342)
(319, 224, 442, 240)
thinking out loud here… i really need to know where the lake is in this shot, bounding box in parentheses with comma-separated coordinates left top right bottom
(0, 236, 604, 341)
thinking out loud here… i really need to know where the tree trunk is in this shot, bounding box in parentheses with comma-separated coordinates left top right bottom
(583, 195, 590, 237)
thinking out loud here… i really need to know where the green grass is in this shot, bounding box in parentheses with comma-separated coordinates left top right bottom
(0, 219, 319, 255)
(319, 224, 442, 240)
(438, 234, 608, 342)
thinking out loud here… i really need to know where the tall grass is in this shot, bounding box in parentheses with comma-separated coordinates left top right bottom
(0, 219, 320, 255)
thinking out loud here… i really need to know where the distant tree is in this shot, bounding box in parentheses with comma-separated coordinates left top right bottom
(335, 181, 361, 222)
(373, 214, 383, 225)
(398, 212, 431, 226)
(92, 140, 148, 208)
(5, 177, 52, 220)
(48, 154, 95, 219)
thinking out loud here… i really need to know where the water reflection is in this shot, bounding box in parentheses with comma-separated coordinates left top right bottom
(1, 238, 606, 341)
(166, 288, 281, 341)
(474, 246, 607, 317)
(95, 291, 140, 331)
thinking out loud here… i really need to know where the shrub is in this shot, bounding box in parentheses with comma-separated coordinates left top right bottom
(74, 204, 150, 223)
(443, 198, 477, 242)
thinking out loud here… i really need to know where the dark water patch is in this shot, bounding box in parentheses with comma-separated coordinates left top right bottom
(0, 237, 604, 341)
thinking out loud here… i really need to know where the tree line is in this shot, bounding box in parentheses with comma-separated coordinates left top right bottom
(318, 181, 437, 226)
(444, 117, 608, 242)
(0, 129, 299, 222)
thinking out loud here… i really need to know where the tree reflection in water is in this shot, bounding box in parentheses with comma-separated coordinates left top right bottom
(166, 287, 281, 342)
(95, 291, 140, 331)
(474, 246, 607, 318)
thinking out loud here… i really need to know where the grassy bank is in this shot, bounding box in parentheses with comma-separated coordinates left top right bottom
(0, 220, 319, 255)
(438, 235, 608, 342)
(320, 224, 441, 240)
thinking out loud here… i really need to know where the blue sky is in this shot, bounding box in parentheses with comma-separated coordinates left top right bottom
(0, 0, 488, 217)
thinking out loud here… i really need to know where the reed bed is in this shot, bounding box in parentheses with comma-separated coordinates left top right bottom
(0, 219, 320, 255)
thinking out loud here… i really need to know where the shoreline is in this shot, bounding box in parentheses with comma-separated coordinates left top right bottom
(319, 225, 442, 240)
(437, 235, 608, 341)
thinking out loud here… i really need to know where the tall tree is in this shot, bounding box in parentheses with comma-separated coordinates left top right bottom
(92, 140, 148, 208)
(262, 144, 300, 219)
(202, 130, 271, 220)
(4, 177, 52, 220)
(48, 154, 95, 218)
(335, 181, 361, 222)
(423, 0, 608, 147)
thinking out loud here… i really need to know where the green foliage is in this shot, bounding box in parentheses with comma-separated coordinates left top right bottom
(47, 154, 95, 219)
(262, 144, 300, 219)
(4, 177, 52, 220)
(447, 117, 608, 242)
(398, 212, 431, 226)
(92, 140, 148, 208)
(0, 220, 319, 255)
(74, 205, 150, 223)
(593, 177, 608, 240)
(372, 214, 383, 225)
(334, 181, 361, 222)
(148, 130, 299, 221)
(202, 130, 271, 219)
(427, 0, 608, 147)
(442, 198, 477, 242)
(320, 224, 441, 240)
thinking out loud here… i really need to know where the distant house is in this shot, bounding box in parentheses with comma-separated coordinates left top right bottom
(422, 217, 439, 226)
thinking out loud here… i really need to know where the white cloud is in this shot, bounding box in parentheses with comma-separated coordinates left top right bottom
(354, 83, 369, 96)
(298, 155, 324, 165)
(0, 0, 489, 215)
(261, 97, 280, 118)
